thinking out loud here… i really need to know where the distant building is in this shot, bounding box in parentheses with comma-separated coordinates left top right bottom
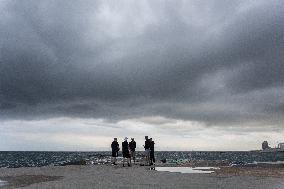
(278, 143, 284, 150)
(260, 141, 284, 152)
(262, 141, 270, 150)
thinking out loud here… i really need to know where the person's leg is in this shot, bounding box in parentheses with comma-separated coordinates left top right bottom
(150, 151, 155, 165)
(128, 157, 131, 166)
(144, 150, 148, 165)
(123, 155, 125, 167)
(133, 151, 136, 164)
(128, 151, 131, 166)
(130, 151, 133, 164)
(111, 151, 114, 164)
(114, 157, 117, 165)
(112, 151, 117, 165)
(148, 150, 151, 165)
(148, 151, 151, 165)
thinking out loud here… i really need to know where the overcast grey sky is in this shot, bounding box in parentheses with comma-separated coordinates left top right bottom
(0, 0, 284, 151)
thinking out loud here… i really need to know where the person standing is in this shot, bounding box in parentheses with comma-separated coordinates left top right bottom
(122, 137, 131, 167)
(144, 136, 151, 165)
(149, 138, 155, 166)
(111, 138, 119, 165)
(129, 138, 136, 164)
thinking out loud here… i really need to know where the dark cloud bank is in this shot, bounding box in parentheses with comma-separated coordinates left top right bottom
(0, 0, 284, 126)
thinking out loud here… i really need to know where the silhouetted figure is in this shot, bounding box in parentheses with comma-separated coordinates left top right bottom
(143, 136, 151, 165)
(129, 138, 136, 164)
(111, 138, 119, 165)
(149, 138, 155, 165)
(122, 137, 131, 167)
(262, 141, 270, 150)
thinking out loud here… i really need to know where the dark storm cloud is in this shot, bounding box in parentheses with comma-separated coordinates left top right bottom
(1, 0, 284, 126)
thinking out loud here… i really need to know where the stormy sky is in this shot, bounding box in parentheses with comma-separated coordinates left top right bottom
(0, 0, 284, 150)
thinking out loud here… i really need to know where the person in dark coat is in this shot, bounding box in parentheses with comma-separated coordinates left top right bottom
(122, 137, 131, 167)
(143, 136, 151, 165)
(129, 138, 136, 164)
(149, 138, 155, 165)
(111, 138, 119, 165)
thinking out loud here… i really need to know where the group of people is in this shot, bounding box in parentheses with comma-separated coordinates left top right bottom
(111, 136, 155, 167)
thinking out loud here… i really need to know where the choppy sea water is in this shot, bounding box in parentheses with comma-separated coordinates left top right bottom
(0, 151, 283, 168)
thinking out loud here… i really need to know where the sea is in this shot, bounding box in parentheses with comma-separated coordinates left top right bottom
(0, 151, 283, 168)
